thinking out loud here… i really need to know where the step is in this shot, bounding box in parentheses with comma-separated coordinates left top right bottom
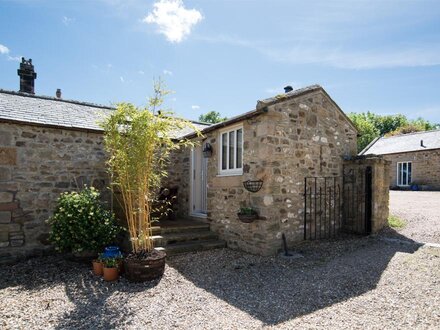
(152, 231, 218, 247)
(155, 239, 226, 256)
(151, 222, 210, 235)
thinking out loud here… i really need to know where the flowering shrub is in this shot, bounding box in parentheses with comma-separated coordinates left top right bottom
(48, 187, 123, 253)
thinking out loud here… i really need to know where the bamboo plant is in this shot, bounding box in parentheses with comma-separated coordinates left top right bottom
(101, 82, 199, 255)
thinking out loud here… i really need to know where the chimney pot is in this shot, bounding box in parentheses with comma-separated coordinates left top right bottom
(17, 57, 37, 94)
(56, 89, 62, 99)
(284, 85, 293, 93)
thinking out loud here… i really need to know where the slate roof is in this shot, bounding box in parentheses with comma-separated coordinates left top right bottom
(0, 90, 209, 138)
(359, 129, 440, 155)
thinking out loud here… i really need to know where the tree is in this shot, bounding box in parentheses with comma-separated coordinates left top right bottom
(348, 113, 380, 152)
(348, 112, 439, 152)
(198, 111, 227, 124)
(101, 82, 199, 255)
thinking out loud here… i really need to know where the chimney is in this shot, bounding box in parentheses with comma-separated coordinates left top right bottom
(56, 89, 62, 99)
(284, 85, 293, 93)
(17, 57, 37, 94)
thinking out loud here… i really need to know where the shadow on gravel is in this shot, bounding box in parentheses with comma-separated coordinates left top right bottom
(168, 232, 421, 326)
(0, 256, 160, 329)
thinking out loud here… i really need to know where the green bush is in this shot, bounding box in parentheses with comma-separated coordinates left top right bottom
(48, 187, 123, 253)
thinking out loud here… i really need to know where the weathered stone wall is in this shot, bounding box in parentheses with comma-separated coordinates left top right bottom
(343, 157, 390, 233)
(383, 149, 440, 190)
(0, 122, 109, 264)
(200, 90, 358, 255)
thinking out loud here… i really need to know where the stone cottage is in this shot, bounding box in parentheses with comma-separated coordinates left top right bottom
(359, 130, 440, 190)
(0, 59, 390, 263)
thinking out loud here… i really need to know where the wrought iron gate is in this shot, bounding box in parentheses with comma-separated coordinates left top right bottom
(303, 166, 373, 240)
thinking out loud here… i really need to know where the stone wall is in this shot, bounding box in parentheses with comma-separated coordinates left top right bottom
(0, 122, 109, 264)
(343, 157, 390, 234)
(199, 90, 358, 255)
(383, 149, 440, 190)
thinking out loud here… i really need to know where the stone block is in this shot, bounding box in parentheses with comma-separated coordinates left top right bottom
(10, 240, 24, 247)
(0, 211, 11, 224)
(0, 167, 12, 182)
(0, 192, 13, 203)
(0, 242, 9, 248)
(0, 148, 17, 165)
(0, 202, 19, 211)
(0, 131, 12, 146)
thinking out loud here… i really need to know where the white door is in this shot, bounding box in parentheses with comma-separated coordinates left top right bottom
(191, 146, 207, 216)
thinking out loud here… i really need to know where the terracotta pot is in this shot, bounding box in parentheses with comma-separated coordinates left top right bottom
(124, 250, 166, 283)
(92, 260, 103, 276)
(103, 267, 119, 281)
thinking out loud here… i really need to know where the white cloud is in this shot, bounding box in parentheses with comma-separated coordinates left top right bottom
(138, 70, 145, 75)
(0, 44, 10, 54)
(62, 16, 75, 26)
(7, 55, 21, 62)
(163, 69, 173, 75)
(191, 105, 200, 110)
(120, 76, 125, 83)
(143, 0, 203, 43)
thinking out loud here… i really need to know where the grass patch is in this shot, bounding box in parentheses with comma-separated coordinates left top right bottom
(388, 215, 406, 229)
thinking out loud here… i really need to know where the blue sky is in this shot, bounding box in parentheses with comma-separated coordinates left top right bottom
(1, 0, 440, 122)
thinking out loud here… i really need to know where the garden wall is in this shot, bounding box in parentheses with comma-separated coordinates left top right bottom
(0, 122, 109, 264)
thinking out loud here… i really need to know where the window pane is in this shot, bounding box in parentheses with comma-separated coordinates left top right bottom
(236, 128, 242, 169)
(408, 162, 412, 184)
(229, 131, 235, 169)
(398, 163, 402, 185)
(221, 133, 227, 170)
(403, 162, 407, 185)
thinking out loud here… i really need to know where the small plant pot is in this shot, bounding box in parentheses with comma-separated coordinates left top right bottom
(92, 260, 104, 276)
(237, 213, 258, 223)
(103, 267, 119, 281)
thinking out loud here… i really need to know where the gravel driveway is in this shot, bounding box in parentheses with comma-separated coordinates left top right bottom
(389, 191, 440, 243)
(1, 238, 439, 329)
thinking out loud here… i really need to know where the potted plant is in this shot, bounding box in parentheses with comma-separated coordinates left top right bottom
(92, 253, 105, 276)
(47, 187, 123, 263)
(101, 80, 200, 282)
(102, 257, 119, 282)
(238, 207, 259, 223)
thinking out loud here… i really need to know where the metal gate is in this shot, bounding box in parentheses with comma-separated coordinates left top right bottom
(303, 166, 373, 240)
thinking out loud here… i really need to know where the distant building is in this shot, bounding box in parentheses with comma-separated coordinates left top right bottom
(359, 130, 440, 190)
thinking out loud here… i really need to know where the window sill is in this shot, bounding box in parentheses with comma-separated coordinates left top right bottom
(217, 172, 243, 177)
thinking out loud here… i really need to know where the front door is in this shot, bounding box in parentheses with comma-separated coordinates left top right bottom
(191, 146, 207, 216)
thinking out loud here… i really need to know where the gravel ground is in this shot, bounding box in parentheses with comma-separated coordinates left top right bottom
(1, 238, 439, 329)
(388, 191, 440, 243)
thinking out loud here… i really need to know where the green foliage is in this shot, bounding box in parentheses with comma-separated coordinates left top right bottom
(48, 187, 122, 253)
(103, 257, 118, 268)
(239, 207, 257, 215)
(348, 112, 439, 152)
(348, 112, 380, 152)
(198, 111, 227, 124)
(388, 215, 406, 229)
(101, 80, 200, 253)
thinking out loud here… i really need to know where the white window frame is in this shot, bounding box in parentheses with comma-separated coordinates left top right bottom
(218, 124, 243, 176)
(397, 161, 412, 186)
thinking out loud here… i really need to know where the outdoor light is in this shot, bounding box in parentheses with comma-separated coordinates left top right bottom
(202, 142, 213, 158)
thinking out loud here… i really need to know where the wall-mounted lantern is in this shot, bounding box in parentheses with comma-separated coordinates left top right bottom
(203, 142, 213, 158)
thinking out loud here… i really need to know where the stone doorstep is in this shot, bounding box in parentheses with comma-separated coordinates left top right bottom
(155, 240, 226, 256)
(151, 231, 219, 246)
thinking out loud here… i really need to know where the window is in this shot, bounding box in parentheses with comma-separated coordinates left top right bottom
(219, 126, 243, 175)
(397, 162, 412, 186)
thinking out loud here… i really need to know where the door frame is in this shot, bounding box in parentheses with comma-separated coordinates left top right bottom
(190, 145, 208, 218)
